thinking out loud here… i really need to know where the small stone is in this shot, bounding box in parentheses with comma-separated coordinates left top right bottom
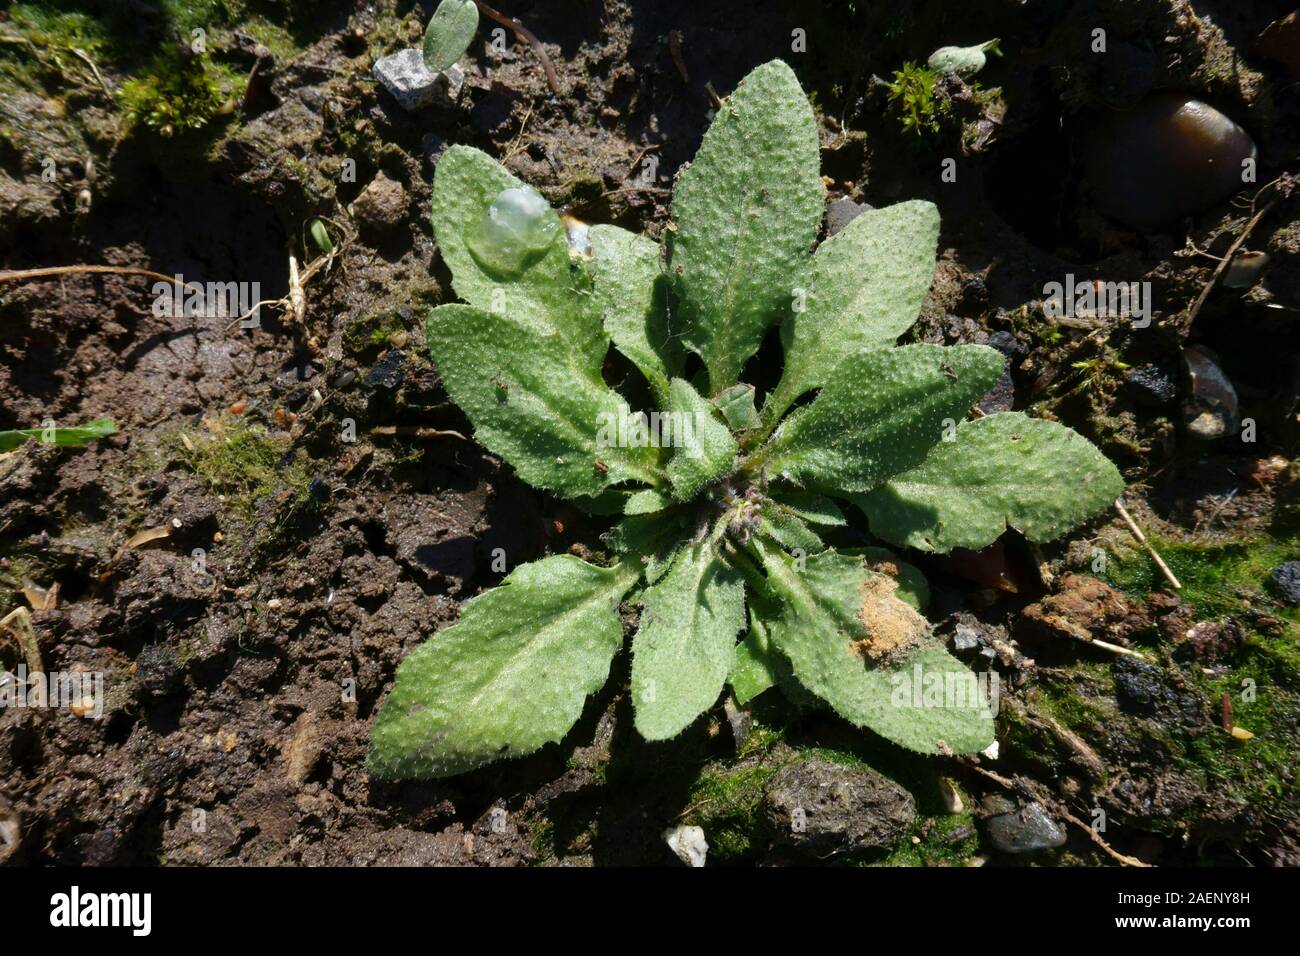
(352, 172, 407, 236)
(952, 622, 981, 652)
(981, 796, 1067, 854)
(1222, 250, 1269, 289)
(366, 350, 407, 391)
(764, 756, 916, 857)
(372, 49, 464, 112)
(1123, 364, 1177, 408)
(1182, 345, 1239, 440)
(1270, 561, 1300, 606)
(663, 824, 708, 867)
(825, 197, 870, 237)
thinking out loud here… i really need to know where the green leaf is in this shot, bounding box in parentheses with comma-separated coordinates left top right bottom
(713, 383, 761, 432)
(664, 378, 738, 500)
(729, 594, 790, 706)
(423, 0, 479, 73)
(431, 146, 607, 375)
(428, 304, 663, 497)
(759, 504, 826, 553)
(761, 343, 1004, 493)
(769, 490, 846, 526)
(368, 555, 640, 779)
(588, 224, 679, 406)
(625, 488, 674, 515)
(667, 60, 823, 394)
(631, 542, 745, 739)
(847, 546, 931, 612)
(759, 546, 994, 754)
(0, 418, 117, 453)
(852, 412, 1124, 553)
(602, 512, 686, 584)
(768, 200, 940, 420)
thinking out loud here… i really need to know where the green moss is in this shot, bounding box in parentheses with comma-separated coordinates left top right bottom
(683, 762, 778, 863)
(342, 310, 410, 359)
(885, 61, 942, 136)
(178, 420, 312, 521)
(876, 806, 979, 867)
(118, 50, 240, 135)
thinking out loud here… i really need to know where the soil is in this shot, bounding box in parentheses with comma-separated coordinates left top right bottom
(1, 0, 1298, 866)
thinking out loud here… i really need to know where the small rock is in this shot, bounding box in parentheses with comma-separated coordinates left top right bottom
(1182, 345, 1239, 440)
(1270, 561, 1300, 606)
(663, 824, 708, 867)
(952, 622, 982, 653)
(372, 49, 464, 112)
(1018, 573, 1138, 646)
(980, 795, 1066, 854)
(986, 329, 1027, 360)
(366, 349, 406, 391)
(763, 756, 915, 857)
(1111, 657, 1206, 725)
(1222, 250, 1269, 289)
(352, 172, 407, 236)
(1123, 364, 1177, 408)
(825, 198, 869, 237)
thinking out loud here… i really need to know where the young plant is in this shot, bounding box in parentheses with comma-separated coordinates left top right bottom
(367, 60, 1123, 780)
(0, 418, 117, 453)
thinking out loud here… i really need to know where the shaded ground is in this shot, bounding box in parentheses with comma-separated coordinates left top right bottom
(1, 0, 1298, 865)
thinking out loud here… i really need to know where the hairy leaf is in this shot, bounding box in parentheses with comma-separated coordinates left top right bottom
(667, 60, 823, 393)
(368, 556, 639, 779)
(431, 146, 607, 374)
(768, 200, 940, 419)
(759, 504, 826, 553)
(664, 378, 738, 500)
(588, 224, 679, 406)
(760, 546, 994, 754)
(769, 490, 846, 526)
(631, 542, 745, 739)
(853, 412, 1124, 552)
(847, 546, 931, 612)
(713, 383, 761, 432)
(762, 343, 1004, 493)
(423, 0, 479, 73)
(428, 304, 663, 497)
(729, 593, 790, 706)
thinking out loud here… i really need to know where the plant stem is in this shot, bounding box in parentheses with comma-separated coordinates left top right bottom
(473, 0, 561, 95)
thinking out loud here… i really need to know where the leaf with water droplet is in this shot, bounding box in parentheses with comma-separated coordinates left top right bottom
(465, 186, 563, 276)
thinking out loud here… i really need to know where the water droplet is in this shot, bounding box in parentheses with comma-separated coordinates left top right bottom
(465, 186, 561, 275)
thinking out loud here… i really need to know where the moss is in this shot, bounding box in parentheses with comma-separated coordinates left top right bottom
(342, 310, 410, 360)
(885, 61, 942, 136)
(178, 419, 312, 522)
(683, 762, 779, 863)
(118, 50, 240, 136)
(528, 817, 555, 860)
(876, 806, 979, 867)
